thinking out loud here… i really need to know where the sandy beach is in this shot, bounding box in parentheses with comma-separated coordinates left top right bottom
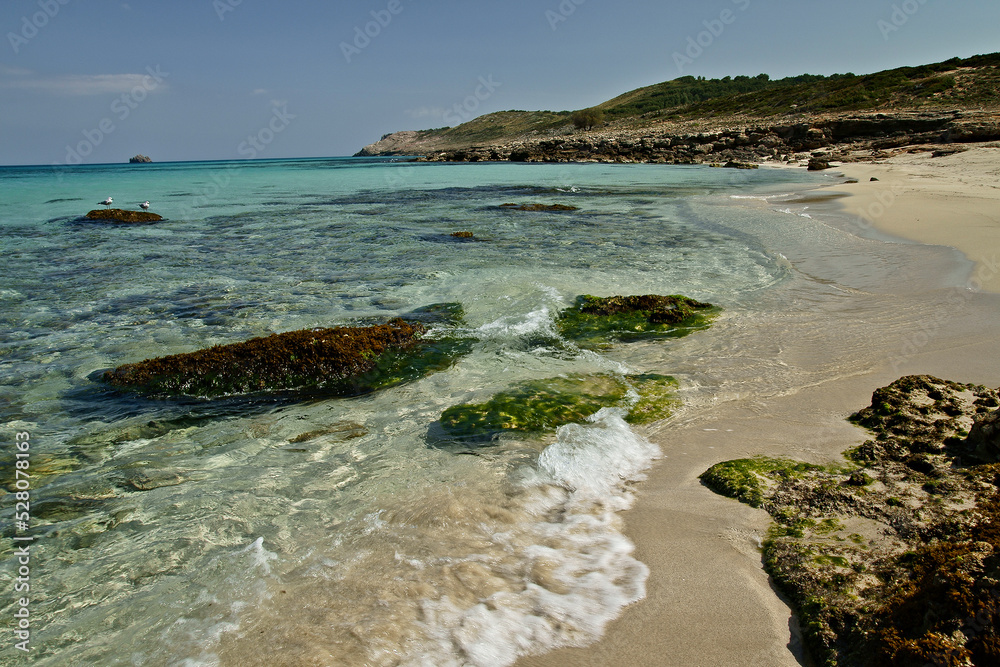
(828, 145, 1000, 293)
(516, 143, 1000, 667)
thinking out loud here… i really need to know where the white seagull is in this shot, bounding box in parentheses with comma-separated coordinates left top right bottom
(99, 196, 113, 209)
(139, 201, 150, 211)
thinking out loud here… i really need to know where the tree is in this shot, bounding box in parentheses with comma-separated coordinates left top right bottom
(571, 108, 605, 131)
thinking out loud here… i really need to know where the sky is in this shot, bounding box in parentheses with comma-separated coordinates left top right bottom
(0, 0, 998, 166)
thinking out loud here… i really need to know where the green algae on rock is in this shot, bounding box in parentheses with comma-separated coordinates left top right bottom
(625, 373, 681, 425)
(103, 319, 433, 398)
(102, 302, 471, 399)
(557, 294, 716, 348)
(700, 456, 826, 509)
(439, 373, 678, 439)
(700, 375, 1000, 667)
(84, 208, 163, 223)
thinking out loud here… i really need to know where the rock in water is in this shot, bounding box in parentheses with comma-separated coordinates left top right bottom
(85, 209, 163, 223)
(103, 320, 429, 398)
(129, 154, 152, 163)
(439, 373, 679, 440)
(498, 203, 578, 211)
(557, 294, 716, 348)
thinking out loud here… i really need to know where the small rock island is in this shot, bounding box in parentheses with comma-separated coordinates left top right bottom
(84, 209, 163, 223)
(129, 154, 152, 163)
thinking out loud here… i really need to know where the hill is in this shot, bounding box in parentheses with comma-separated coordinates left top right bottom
(357, 53, 1000, 163)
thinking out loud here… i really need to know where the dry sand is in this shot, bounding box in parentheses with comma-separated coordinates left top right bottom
(515, 144, 1000, 667)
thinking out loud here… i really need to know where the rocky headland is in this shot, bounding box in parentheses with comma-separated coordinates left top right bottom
(358, 53, 1000, 168)
(360, 110, 1000, 168)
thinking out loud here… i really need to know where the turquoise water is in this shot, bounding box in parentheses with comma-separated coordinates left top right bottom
(0, 158, 960, 665)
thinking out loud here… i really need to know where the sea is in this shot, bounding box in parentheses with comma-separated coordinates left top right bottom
(0, 157, 975, 666)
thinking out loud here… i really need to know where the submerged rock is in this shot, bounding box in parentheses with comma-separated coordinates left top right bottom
(103, 313, 468, 399)
(498, 203, 579, 211)
(701, 375, 1000, 667)
(84, 208, 163, 223)
(557, 294, 716, 348)
(439, 373, 678, 440)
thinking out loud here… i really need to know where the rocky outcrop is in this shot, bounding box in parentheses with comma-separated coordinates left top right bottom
(363, 111, 1000, 167)
(129, 154, 152, 163)
(84, 209, 163, 223)
(702, 375, 1000, 667)
(966, 407, 1000, 463)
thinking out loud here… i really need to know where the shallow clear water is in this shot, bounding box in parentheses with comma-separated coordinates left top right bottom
(0, 158, 966, 665)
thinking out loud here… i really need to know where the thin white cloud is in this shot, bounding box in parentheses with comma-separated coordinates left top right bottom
(0, 72, 166, 96)
(0, 64, 33, 77)
(252, 88, 268, 95)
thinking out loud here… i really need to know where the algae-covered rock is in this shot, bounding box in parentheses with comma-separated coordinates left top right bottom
(439, 373, 678, 439)
(84, 208, 163, 223)
(626, 373, 681, 425)
(557, 294, 716, 347)
(441, 375, 625, 438)
(104, 320, 425, 398)
(699, 456, 823, 509)
(103, 303, 470, 399)
(701, 375, 1000, 667)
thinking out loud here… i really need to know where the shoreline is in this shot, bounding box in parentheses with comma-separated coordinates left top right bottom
(823, 144, 1000, 293)
(515, 146, 1000, 666)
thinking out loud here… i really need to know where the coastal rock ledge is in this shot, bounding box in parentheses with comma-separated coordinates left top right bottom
(701, 375, 1000, 666)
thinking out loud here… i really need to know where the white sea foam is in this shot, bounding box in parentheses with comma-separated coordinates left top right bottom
(396, 408, 658, 666)
(729, 194, 774, 201)
(474, 306, 557, 341)
(538, 407, 660, 502)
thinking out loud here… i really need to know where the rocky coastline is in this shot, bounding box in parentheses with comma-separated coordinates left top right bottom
(358, 110, 1000, 167)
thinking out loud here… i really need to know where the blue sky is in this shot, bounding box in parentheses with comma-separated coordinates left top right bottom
(1, 0, 997, 165)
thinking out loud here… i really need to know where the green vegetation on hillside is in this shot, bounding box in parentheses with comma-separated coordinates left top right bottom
(391, 53, 999, 153)
(601, 53, 1000, 119)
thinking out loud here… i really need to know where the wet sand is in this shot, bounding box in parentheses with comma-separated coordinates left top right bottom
(515, 145, 1000, 666)
(827, 145, 1000, 292)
